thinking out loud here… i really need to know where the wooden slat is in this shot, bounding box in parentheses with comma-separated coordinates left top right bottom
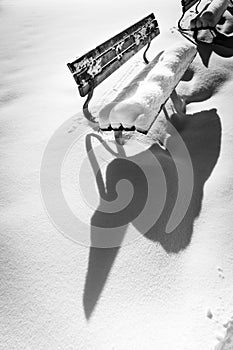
(181, 0, 200, 13)
(67, 13, 159, 97)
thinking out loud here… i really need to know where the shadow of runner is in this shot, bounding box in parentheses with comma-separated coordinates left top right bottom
(83, 135, 149, 319)
(83, 247, 119, 320)
(84, 160, 148, 319)
(83, 108, 221, 319)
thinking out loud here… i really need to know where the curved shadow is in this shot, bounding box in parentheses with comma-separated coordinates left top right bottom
(197, 38, 233, 68)
(145, 109, 221, 251)
(83, 134, 149, 319)
(83, 108, 221, 319)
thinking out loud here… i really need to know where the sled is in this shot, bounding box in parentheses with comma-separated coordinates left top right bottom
(67, 12, 196, 143)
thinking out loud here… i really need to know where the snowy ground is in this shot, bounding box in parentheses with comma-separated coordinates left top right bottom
(0, 1, 233, 349)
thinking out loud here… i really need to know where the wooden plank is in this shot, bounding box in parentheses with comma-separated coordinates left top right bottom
(67, 13, 159, 97)
(181, 0, 200, 13)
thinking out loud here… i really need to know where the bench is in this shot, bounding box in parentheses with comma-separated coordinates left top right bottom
(67, 10, 197, 143)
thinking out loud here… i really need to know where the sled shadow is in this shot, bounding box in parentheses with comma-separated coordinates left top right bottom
(83, 108, 221, 319)
(197, 38, 233, 68)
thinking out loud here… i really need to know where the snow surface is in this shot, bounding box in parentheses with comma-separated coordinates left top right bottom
(0, 0, 233, 349)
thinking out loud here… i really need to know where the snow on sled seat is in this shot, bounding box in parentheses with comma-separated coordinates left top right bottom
(67, 13, 160, 123)
(105, 41, 197, 133)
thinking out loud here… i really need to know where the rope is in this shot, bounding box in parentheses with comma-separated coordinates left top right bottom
(177, 0, 220, 45)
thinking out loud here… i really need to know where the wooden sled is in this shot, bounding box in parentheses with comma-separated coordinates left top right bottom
(67, 12, 196, 143)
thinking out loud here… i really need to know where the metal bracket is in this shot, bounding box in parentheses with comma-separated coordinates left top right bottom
(143, 39, 151, 64)
(82, 80, 98, 123)
(170, 89, 185, 115)
(162, 105, 170, 120)
(114, 129, 123, 145)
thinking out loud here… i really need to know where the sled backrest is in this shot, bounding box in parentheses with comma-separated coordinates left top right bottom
(67, 13, 159, 99)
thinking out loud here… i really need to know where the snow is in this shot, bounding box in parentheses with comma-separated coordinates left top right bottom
(0, 1, 233, 349)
